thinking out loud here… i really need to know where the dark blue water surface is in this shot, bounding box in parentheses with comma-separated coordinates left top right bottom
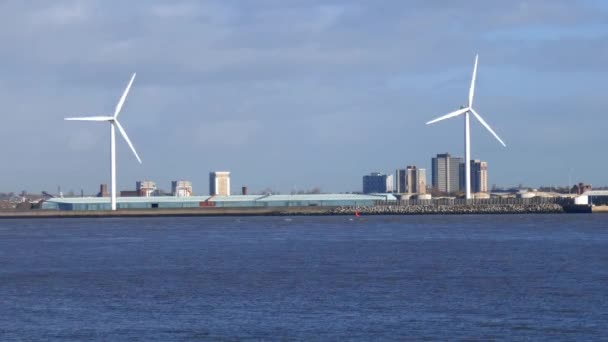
(0, 214, 607, 340)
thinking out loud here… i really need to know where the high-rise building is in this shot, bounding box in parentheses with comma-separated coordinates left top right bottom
(418, 169, 427, 194)
(363, 172, 393, 194)
(406, 166, 427, 194)
(209, 171, 230, 196)
(171, 180, 193, 197)
(432, 153, 463, 193)
(395, 169, 407, 193)
(470, 160, 488, 193)
(136, 181, 157, 197)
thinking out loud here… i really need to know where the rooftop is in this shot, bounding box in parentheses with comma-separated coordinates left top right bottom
(581, 190, 608, 196)
(45, 193, 396, 204)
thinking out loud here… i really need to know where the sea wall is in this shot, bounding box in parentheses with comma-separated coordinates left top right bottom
(0, 206, 331, 218)
(0, 203, 569, 219)
(331, 203, 565, 215)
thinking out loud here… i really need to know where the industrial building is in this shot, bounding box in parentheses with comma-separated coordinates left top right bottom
(574, 190, 608, 206)
(136, 181, 157, 197)
(41, 193, 397, 211)
(172, 180, 193, 197)
(210, 171, 230, 196)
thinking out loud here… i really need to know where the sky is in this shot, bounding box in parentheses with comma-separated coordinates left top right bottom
(1, 0, 608, 195)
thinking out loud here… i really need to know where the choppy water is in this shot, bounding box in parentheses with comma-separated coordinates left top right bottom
(0, 214, 607, 340)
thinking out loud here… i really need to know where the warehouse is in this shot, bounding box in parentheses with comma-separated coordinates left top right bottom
(41, 193, 396, 211)
(574, 190, 608, 206)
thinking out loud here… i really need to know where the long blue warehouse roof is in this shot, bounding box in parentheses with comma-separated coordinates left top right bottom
(44, 193, 396, 204)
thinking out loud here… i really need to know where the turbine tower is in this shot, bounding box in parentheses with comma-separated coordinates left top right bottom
(426, 54, 506, 200)
(65, 73, 141, 210)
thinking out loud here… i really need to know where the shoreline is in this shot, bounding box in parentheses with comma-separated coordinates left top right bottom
(0, 203, 596, 219)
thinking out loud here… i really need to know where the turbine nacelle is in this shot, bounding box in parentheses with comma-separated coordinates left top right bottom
(425, 106, 506, 148)
(64, 116, 114, 122)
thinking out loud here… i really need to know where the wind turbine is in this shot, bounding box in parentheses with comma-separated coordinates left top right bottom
(65, 73, 142, 210)
(426, 54, 506, 200)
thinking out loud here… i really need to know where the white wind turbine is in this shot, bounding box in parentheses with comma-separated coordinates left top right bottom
(65, 73, 142, 210)
(426, 54, 506, 200)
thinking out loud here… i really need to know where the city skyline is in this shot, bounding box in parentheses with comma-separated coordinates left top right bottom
(1, 1, 607, 193)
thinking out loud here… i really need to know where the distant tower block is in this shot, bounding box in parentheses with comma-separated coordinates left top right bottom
(209, 171, 231, 196)
(432, 153, 463, 193)
(97, 184, 109, 197)
(136, 180, 157, 197)
(171, 180, 193, 197)
(362, 172, 393, 194)
(395, 169, 407, 194)
(242, 186, 248, 195)
(470, 160, 488, 193)
(406, 166, 427, 194)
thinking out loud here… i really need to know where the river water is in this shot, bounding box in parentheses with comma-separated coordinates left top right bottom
(0, 214, 606, 340)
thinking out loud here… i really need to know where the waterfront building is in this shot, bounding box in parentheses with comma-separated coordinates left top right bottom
(363, 172, 393, 194)
(470, 160, 488, 193)
(136, 181, 157, 197)
(574, 190, 608, 205)
(171, 180, 193, 197)
(459, 160, 488, 193)
(395, 169, 407, 193)
(432, 153, 463, 193)
(41, 193, 397, 211)
(406, 166, 427, 194)
(209, 171, 231, 196)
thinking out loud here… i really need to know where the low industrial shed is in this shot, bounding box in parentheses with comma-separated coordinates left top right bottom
(574, 190, 608, 206)
(41, 193, 396, 211)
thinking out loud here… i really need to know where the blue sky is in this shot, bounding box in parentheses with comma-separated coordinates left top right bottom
(1, 0, 608, 194)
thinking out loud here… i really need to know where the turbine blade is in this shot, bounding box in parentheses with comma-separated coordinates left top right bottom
(426, 107, 469, 125)
(469, 54, 478, 108)
(470, 108, 506, 147)
(64, 116, 113, 121)
(114, 73, 136, 118)
(114, 120, 142, 163)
